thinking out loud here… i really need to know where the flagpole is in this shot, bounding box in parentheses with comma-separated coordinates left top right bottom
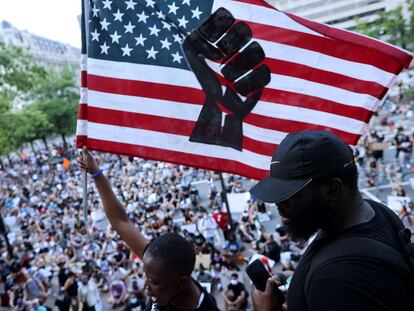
(82, 169, 88, 222)
(219, 173, 234, 231)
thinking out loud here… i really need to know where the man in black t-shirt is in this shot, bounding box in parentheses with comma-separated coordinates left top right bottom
(249, 131, 414, 311)
(223, 273, 247, 311)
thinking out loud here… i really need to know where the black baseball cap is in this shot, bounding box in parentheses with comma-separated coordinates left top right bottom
(250, 131, 355, 203)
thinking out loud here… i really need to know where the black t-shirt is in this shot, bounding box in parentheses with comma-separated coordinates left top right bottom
(55, 295, 71, 311)
(146, 280, 218, 311)
(287, 200, 414, 311)
(58, 268, 70, 287)
(227, 282, 246, 299)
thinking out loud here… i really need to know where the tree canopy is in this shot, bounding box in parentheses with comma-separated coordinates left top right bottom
(355, 0, 414, 50)
(0, 43, 79, 156)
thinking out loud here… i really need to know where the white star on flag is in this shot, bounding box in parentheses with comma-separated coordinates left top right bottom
(137, 11, 149, 23)
(160, 38, 172, 50)
(173, 33, 182, 43)
(92, 5, 99, 17)
(100, 18, 111, 30)
(100, 42, 110, 54)
(177, 16, 189, 28)
(91, 29, 100, 42)
(146, 0, 155, 8)
(148, 24, 161, 37)
(171, 51, 183, 63)
(135, 34, 147, 46)
(121, 44, 133, 56)
(125, 0, 137, 10)
(113, 9, 124, 22)
(102, 0, 112, 9)
(168, 2, 179, 15)
(162, 21, 172, 30)
(191, 7, 203, 20)
(146, 46, 159, 59)
(182, 0, 191, 5)
(156, 11, 166, 19)
(110, 31, 122, 43)
(124, 22, 136, 33)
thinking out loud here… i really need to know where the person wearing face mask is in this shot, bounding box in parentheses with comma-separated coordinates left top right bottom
(77, 148, 219, 311)
(223, 273, 247, 311)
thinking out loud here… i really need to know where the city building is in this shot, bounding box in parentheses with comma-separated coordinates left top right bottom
(0, 20, 80, 68)
(267, 0, 407, 30)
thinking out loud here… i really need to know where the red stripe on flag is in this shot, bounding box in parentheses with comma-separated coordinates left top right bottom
(80, 70, 87, 88)
(87, 106, 277, 156)
(88, 74, 205, 105)
(87, 74, 370, 123)
(244, 114, 361, 145)
(233, 0, 274, 9)
(76, 135, 88, 148)
(264, 58, 387, 98)
(78, 103, 88, 120)
(86, 138, 269, 180)
(261, 89, 372, 122)
(245, 21, 402, 74)
(284, 12, 413, 68)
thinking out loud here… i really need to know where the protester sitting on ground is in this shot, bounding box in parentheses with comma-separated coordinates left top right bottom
(77, 147, 219, 310)
(195, 265, 212, 283)
(108, 278, 127, 308)
(77, 273, 102, 311)
(223, 273, 247, 311)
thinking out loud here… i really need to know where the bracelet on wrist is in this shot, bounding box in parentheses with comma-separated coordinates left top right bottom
(91, 168, 103, 179)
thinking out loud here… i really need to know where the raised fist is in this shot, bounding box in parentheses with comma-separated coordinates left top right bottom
(183, 7, 270, 151)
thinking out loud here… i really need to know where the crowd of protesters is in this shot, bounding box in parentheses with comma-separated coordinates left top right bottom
(0, 96, 413, 311)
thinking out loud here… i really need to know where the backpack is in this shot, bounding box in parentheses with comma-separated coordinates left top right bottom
(304, 201, 414, 297)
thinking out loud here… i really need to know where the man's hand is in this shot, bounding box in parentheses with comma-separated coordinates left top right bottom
(77, 146, 100, 175)
(183, 7, 270, 150)
(252, 278, 285, 311)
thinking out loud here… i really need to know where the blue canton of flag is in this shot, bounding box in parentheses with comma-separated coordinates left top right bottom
(88, 0, 213, 69)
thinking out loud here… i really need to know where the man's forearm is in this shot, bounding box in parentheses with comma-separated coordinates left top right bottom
(93, 173, 128, 224)
(92, 171, 149, 257)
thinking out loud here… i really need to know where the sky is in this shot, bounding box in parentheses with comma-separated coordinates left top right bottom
(0, 0, 82, 48)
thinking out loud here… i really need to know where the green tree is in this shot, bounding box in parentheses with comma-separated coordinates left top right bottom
(0, 43, 48, 156)
(13, 109, 53, 152)
(0, 43, 46, 111)
(31, 99, 78, 149)
(0, 44, 78, 156)
(31, 65, 79, 149)
(0, 114, 15, 157)
(355, 1, 414, 50)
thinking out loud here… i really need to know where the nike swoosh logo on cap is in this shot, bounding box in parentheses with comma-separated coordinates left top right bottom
(271, 161, 280, 165)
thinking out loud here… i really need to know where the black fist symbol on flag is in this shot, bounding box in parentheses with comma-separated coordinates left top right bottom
(183, 8, 271, 151)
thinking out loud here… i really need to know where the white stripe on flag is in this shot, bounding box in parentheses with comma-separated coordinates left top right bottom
(76, 119, 88, 136)
(88, 58, 200, 89)
(85, 121, 272, 169)
(86, 90, 285, 144)
(86, 89, 366, 135)
(213, 0, 323, 37)
(256, 39, 396, 87)
(252, 101, 366, 135)
(207, 60, 380, 110)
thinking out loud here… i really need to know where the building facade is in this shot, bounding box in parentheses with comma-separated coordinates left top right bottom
(0, 20, 80, 68)
(267, 0, 407, 30)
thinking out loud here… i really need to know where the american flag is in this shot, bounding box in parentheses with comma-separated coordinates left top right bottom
(76, 0, 412, 180)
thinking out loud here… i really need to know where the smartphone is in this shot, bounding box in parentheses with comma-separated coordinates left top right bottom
(245, 259, 286, 304)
